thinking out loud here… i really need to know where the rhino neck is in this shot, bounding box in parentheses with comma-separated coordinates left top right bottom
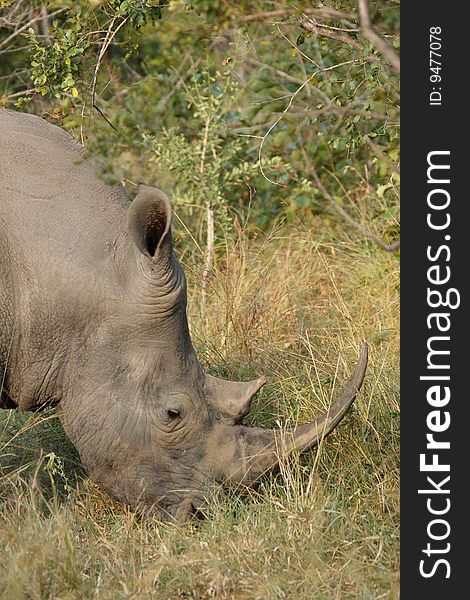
(124, 249, 197, 364)
(134, 250, 186, 318)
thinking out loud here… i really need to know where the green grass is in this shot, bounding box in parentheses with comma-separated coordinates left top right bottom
(0, 216, 399, 599)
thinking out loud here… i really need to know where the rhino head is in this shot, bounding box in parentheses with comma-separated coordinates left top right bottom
(58, 185, 367, 521)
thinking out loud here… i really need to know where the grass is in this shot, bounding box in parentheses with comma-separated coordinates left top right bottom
(0, 213, 399, 599)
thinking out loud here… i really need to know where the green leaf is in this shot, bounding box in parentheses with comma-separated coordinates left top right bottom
(376, 183, 394, 198)
(375, 329, 393, 342)
(273, 131, 288, 146)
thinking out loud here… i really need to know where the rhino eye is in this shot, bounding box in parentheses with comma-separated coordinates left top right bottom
(167, 409, 180, 420)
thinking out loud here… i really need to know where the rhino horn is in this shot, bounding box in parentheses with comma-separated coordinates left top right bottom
(223, 343, 368, 484)
(205, 374, 267, 423)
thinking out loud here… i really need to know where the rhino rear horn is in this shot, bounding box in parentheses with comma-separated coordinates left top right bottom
(127, 185, 172, 257)
(205, 374, 266, 423)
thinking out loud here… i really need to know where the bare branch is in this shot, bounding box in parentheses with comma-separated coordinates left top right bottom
(199, 115, 211, 175)
(258, 78, 310, 185)
(246, 57, 330, 103)
(156, 39, 219, 112)
(0, 46, 33, 55)
(240, 8, 357, 23)
(0, 7, 67, 50)
(91, 15, 129, 108)
(297, 140, 399, 252)
(312, 168, 400, 252)
(246, 59, 397, 123)
(40, 5, 51, 43)
(92, 104, 118, 131)
(299, 15, 363, 50)
(309, 105, 398, 123)
(275, 23, 321, 69)
(81, 14, 129, 134)
(200, 115, 214, 313)
(2, 87, 36, 100)
(358, 0, 400, 73)
(156, 52, 194, 110)
(364, 135, 400, 174)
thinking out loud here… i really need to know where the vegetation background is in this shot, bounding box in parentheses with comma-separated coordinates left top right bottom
(0, 1, 400, 598)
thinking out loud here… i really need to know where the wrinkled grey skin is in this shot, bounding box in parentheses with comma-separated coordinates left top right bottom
(0, 109, 368, 521)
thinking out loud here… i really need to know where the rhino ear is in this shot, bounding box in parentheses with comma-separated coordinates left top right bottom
(127, 185, 172, 257)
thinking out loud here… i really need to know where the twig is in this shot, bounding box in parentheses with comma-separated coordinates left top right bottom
(321, 59, 362, 73)
(156, 52, 195, 110)
(0, 45, 33, 55)
(304, 105, 398, 123)
(240, 8, 357, 23)
(0, 68, 29, 80)
(200, 116, 214, 311)
(93, 104, 118, 131)
(258, 78, 310, 185)
(364, 135, 400, 174)
(0, 7, 67, 50)
(3, 87, 36, 100)
(358, 0, 400, 73)
(252, 32, 368, 183)
(199, 115, 210, 175)
(91, 15, 129, 108)
(298, 139, 399, 252)
(246, 57, 386, 117)
(80, 14, 128, 138)
(247, 57, 330, 103)
(255, 47, 397, 184)
(275, 24, 321, 69)
(299, 15, 363, 50)
(157, 39, 219, 112)
(40, 4, 51, 43)
(312, 167, 400, 252)
(305, 21, 358, 34)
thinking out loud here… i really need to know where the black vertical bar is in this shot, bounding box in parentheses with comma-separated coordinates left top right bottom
(401, 2, 468, 596)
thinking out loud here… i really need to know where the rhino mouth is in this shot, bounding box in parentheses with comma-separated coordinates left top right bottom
(142, 488, 220, 522)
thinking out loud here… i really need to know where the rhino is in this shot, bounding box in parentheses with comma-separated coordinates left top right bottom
(0, 109, 367, 521)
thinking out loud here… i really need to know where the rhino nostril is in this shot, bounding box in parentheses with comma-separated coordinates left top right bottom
(174, 496, 204, 522)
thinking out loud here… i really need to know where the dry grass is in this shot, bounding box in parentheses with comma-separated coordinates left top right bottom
(0, 215, 399, 599)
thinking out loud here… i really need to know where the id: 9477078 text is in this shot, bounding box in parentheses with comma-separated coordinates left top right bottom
(429, 27, 442, 106)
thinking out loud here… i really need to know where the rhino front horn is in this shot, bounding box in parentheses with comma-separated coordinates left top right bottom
(225, 343, 368, 484)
